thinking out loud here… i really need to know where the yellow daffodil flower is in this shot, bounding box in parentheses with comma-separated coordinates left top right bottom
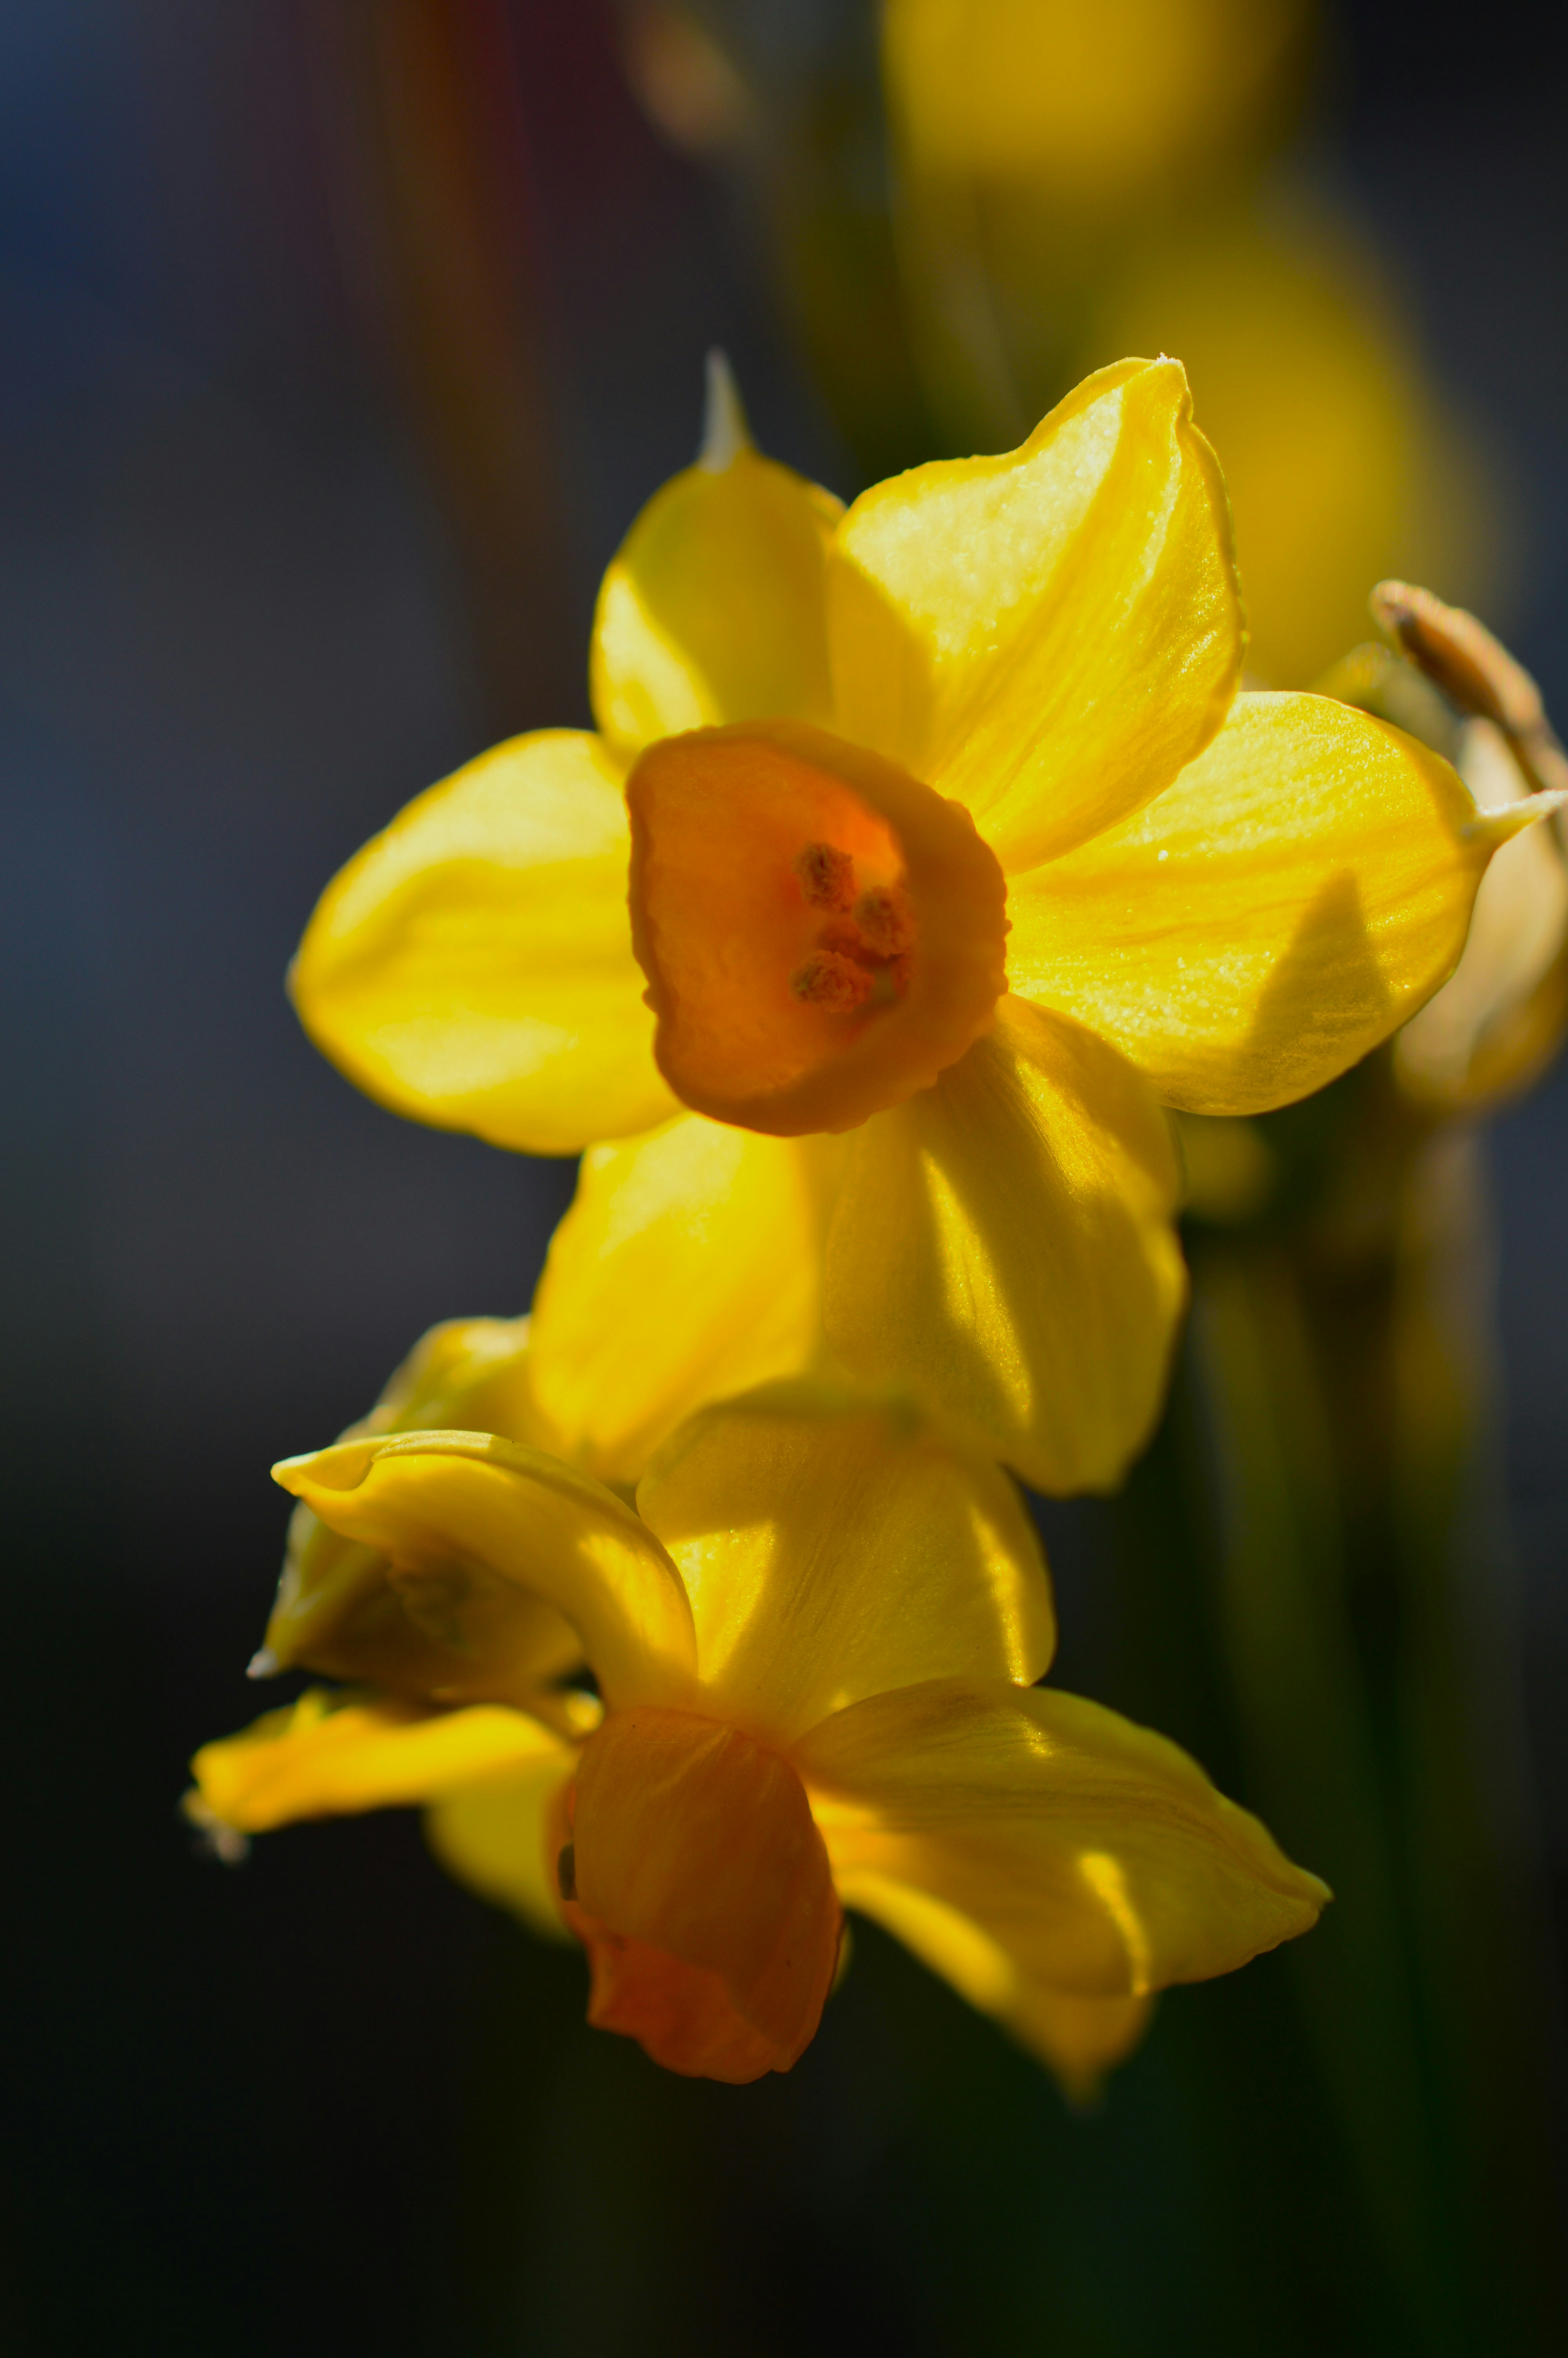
(292, 357, 1530, 1495)
(189, 1384, 1327, 2092)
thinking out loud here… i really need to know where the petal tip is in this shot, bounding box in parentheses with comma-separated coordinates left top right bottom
(1466, 788, 1567, 849)
(699, 350, 752, 473)
(270, 1438, 374, 1498)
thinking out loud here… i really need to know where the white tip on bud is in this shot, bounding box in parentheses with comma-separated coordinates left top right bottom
(180, 1791, 252, 1867)
(699, 349, 751, 471)
(246, 1648, 279, 1681)
(1464, 787, 1568, 849)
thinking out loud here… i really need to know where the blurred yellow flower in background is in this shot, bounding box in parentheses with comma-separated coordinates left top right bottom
(191, 1385, 1327, 2092)
(292, 359, 1515, 1495)
(882, 0, 1306, 207)
(876, 0, 1501, 686)
(1083, 217, 1498, 689)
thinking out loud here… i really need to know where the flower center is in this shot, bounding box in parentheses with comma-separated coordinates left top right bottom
(555, 1706, 841, 2083)
(627, 719, 1008, 1135)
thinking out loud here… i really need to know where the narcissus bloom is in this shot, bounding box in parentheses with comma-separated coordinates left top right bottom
(293, 358, 1531, 1493)
(191, 1386, 1327, 2092)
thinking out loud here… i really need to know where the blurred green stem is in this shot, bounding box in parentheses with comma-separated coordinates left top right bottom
(1117, 1067, 1563, 2354)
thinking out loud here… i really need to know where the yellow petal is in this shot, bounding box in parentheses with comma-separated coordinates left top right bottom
(425, 1759, 575, 1944)
(837, 1866, 1151, 2095)
(797, 1676, 1328, 2000)
(265, 1316, 566, 1688)
(1007, 690, 1501, 1116)
(635, 1381, 1055, 1747)
(291, 729, 677, 1154)
(590, 429, 842, 758)
(827, 357, 1243, 867)
(822, 996, 1185, 1494)
(189, 1689, 567, 1833)
(273, 1432, 697, 1711)
(526, 1114, 842, 1485)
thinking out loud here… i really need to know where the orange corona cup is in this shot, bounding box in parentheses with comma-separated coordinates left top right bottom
(628, 720, 1009, 1136)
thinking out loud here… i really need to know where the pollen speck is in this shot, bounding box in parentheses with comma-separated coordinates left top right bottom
(854, 884, 914, 957)
(795, 841, 857, 911)
(790, 950, 875, 1012)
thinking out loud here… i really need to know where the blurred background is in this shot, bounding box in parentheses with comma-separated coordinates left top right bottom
(3, 2, 1568, 2351)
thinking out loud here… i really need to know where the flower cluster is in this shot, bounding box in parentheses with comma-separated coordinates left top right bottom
(192, 357, 1547, 2086)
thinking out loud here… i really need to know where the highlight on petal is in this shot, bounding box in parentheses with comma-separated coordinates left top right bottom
(1007, 690, 1506, 1116)
(590, 419, 842, 757)
(265, 1316, 560, 1689)
(567, 1706, 842, 2082)
(635, 1379, 1056, 1747)
(827, 356, 1243, 868)
(835, 1866, 1151, 2097)
(425, 1755, 576, 1944)
(291, 730, 676, 1155)
(796, 1676, 1328, 2003)
(527, 1115, 842, 1487)
(189, 1689, 567, 1834)
(628, 719, 1007, 1135)
(822, 995, 1185, 1494)
(272, 1433, 697, 1713)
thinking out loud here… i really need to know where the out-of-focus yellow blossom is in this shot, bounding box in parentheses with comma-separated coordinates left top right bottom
(882, 0, 1305, 210)
(292, 358, 1530, 1495)
(190, 1384, 1327, 2092)
(878, 4, 1499, 688)
(1082, 219, 1498, 689)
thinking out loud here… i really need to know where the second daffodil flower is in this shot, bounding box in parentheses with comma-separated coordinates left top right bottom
(292, 357, 1537, 1494)
(189, 1385, 1327, 2093)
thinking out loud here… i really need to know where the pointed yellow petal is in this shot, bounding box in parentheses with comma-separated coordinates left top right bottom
(272, 1432, 697, 1711)
(635, 1381, 1055, 1748)
(425, 1759, 575, 1943)
(590, 436, 842, 758)
(822, 997, 1185, 1494)
(189, 1690, 567, 1833)
(827, 357, 1243, 867)
(1007, 690, 1494, 1115)
(836, 1867, 1152, 2094)
(291, 729, 677, 1154)
(526, 1114, 842, 1485)
(797, 1677, 1328, 2001)
(1006, 1985, 1154, 2097)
